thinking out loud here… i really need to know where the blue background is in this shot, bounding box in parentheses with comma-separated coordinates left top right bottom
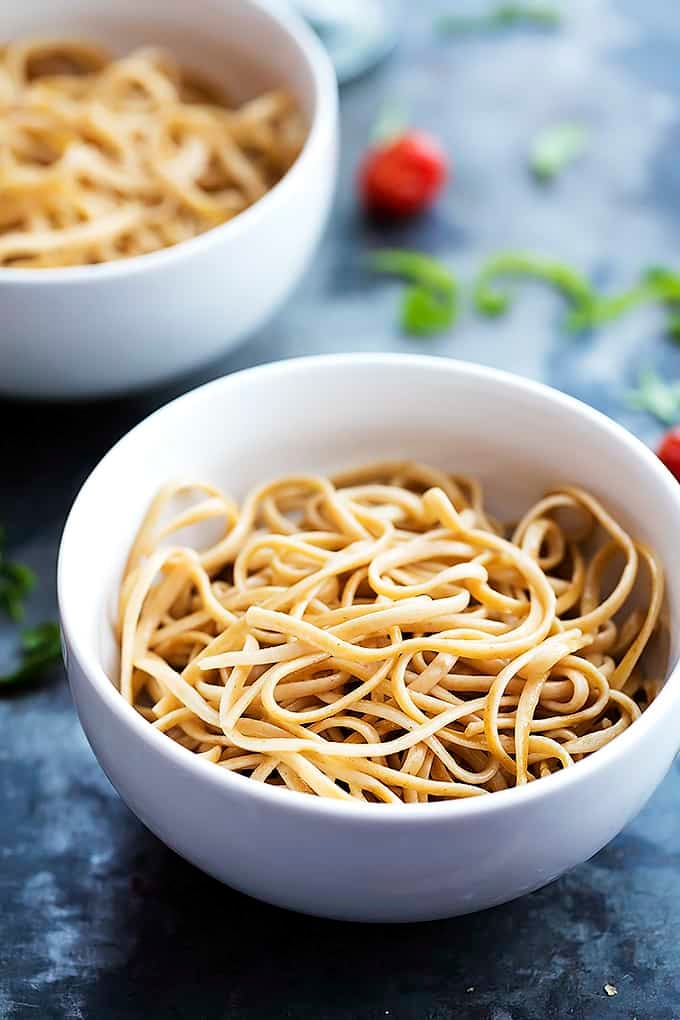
(1, 2, 679, 1017)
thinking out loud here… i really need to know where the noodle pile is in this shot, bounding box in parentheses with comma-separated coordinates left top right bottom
(0, 38, 305, 267)
(119, 462, 664, 803)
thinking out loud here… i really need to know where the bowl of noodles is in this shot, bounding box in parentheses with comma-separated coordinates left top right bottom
(0, 0, 337, 398)
(58, 354, 680, 922)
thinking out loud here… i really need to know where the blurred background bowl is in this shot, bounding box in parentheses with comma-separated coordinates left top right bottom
(58, 354, 680, 922)
(0, 0, 337, 399)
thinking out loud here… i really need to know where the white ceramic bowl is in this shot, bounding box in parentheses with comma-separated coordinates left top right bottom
(58, 354, 680, 922)
(0, 0, 337, 399)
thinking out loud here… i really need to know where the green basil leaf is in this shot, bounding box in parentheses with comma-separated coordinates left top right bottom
(368, 249, 457, 337)
(530, 123, 589, 182)
(401, 285, 457, 335)
(626, 369, 680, 426)
(0, 621, 62, 688)
(474, 252, 597, 330)
(437, 4, 561, 34)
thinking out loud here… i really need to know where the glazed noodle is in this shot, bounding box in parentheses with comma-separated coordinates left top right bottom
(0, 38, 305, 267)
(118, 462, 665, 803)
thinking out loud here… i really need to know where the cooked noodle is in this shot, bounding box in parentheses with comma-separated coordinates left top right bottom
(0, 38, 305, 267)
(118, 462, 664, 803)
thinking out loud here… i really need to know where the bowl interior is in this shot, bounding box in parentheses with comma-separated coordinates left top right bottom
(59, 356, 680, 700)
(3, 0, 318, 115)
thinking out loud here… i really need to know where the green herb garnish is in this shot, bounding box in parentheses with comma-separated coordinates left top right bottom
(643, 266, 680, 297)
(368, 249, 680, 342)
(642, 267, 680, 341)
(0, 621, 62, 688)
(474, 252, 598, 329)
(578, 266, 680, 338)
(437, 4, 560, 34)
(0, 529, 61, 688)
(626, 368, 680, 426)
(575, 284, 649, 329)
(367, 249, 457, 336)
(530, 123, 589, 182)
(0, 527, 36, 621)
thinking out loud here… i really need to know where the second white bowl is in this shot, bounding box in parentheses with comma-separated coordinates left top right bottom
(0, 0, 337, 399)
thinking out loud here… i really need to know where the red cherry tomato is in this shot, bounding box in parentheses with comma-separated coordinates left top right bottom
(359, 131, 448, 217)
(657, 427, 680, 482)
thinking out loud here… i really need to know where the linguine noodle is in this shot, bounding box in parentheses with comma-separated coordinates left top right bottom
(0, 38, 305, 267)
(118, 462, 664, 803)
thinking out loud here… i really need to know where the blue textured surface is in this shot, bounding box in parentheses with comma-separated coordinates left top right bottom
(2, 2, 680, 1017)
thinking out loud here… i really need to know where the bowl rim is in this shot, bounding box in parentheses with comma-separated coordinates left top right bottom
(58, 353, 680, 823)
(0, 0, 337, 286)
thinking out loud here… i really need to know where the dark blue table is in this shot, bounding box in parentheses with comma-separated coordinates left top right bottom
(2, 3, 680, 1017)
